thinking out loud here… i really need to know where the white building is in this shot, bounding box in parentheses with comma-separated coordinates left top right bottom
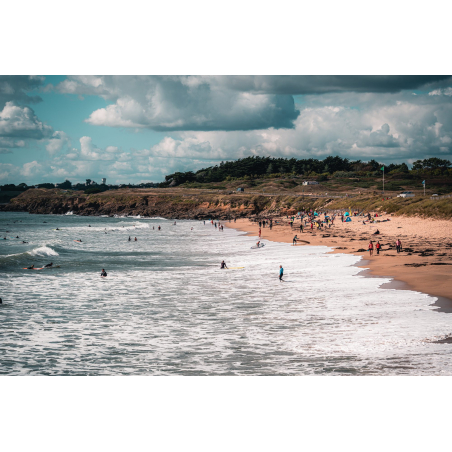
(302, 181, 319, 185)
(101, 178, 106, 185)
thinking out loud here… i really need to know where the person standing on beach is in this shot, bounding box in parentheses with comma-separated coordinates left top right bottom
(300, 223, 303, 233)
(368, 241, 374, 257)
(279, 265, 284, 282)
(259, 228, 261, 238)
(376, 241, 381, 255)
(293, 235, 298, 245)
(396, 239, 402, 253)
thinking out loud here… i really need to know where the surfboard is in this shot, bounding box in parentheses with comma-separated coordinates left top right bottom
(227, 267, 245, 270)
(23, 267, 43, 270)
(250, 244, 265, 249)
(74, 240, 82, 242)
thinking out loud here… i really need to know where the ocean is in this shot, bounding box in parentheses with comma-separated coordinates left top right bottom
(1, 211, 451, 375)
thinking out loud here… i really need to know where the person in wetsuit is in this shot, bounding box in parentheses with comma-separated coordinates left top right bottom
(220, 260, 228, 269)
(101, 269, 107, 277)
(44, 263, 53, 268)
(279, 265, 284, 282)
(27, 265, 35, 269)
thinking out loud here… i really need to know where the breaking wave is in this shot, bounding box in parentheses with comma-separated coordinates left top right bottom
(27, 246, 59, 257)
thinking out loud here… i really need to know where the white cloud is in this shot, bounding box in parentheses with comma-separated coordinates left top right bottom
(79, 136, 120, 160)
(0, 102, 52, 139)
(46, 131, 70, 155)
(21, 161, 44, 177)
(56, 76, 299, 131)
(429, 87, 452, 96)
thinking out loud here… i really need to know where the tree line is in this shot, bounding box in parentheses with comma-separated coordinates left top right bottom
(162, 156, 452, 186)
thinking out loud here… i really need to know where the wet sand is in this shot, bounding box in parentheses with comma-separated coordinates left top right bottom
(225, 215, 452, 309)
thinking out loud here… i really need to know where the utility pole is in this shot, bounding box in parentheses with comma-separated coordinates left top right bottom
(381, 166, 385, 194)
(423, 180, 425, 196)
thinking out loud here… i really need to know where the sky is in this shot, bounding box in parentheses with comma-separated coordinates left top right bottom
(1, 75, 452, 185)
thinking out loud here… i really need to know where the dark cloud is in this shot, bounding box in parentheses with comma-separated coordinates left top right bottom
(55, 75, 452, 133)
(59, 76, 300, 131)
(0, 75, 44, 108)
(217, 75, 452, 95)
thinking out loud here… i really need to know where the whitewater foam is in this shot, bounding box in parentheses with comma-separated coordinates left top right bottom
(27, 246, 59, 257)
(1, 212, 452, 376)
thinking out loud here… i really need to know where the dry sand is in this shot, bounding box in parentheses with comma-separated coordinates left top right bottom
(225, 215, 452, 308)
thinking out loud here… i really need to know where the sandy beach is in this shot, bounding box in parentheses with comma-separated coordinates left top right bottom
(226, 215, 452, 309)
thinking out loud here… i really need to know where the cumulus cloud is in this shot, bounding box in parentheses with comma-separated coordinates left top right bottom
(429, 87, 452, 96)
(145, 93, 452, 163)
(21, 161, 44, 178)
(46, 131, 70, 155)
(56, 76, 300, 131)
(0, 102, 53, 139)
(53, 75, 452, 133)
(79, 136, 121, 160)
(0, 75, 45, 108)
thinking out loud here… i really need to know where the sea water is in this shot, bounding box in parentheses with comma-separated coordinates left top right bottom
(1, 212, 451, 375)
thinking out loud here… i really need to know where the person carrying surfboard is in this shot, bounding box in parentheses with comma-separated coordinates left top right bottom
(220, 260, 228, 269)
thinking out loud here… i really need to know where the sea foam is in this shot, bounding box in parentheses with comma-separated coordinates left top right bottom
(27, 246, 59, 257)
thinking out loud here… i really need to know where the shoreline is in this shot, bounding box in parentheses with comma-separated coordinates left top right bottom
(224, 216, 452, 311)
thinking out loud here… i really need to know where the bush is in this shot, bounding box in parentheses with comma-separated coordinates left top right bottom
(333, 171, 356, 178)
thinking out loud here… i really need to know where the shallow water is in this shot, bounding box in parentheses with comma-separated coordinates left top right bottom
(1, 212, 451, 375)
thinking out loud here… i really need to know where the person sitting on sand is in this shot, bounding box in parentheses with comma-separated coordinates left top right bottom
(368, 241, 374, 257)
(373, 229, 380, 235)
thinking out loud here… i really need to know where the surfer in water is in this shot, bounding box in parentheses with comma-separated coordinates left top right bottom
(134, 237, 137, 241)
(220, 260, 228, 269)
(128, 236, 131, 241)
(44, 263, 53, 268)
(256, 241, 261, 247)
(101, 269, 107, 277)
(27, 265, 35, 270)
(279, 265, 284, 282)
(56, 228, 60, 230)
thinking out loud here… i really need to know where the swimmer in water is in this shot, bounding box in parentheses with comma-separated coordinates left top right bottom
(134, 237, 137, 241)
(101, 269, 107, 277)
(128, 236, 131, 241)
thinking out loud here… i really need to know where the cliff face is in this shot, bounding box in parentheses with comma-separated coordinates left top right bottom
(0, 189, 276, 219)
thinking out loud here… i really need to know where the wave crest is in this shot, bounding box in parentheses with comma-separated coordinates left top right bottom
(27, 246, 59, 257)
